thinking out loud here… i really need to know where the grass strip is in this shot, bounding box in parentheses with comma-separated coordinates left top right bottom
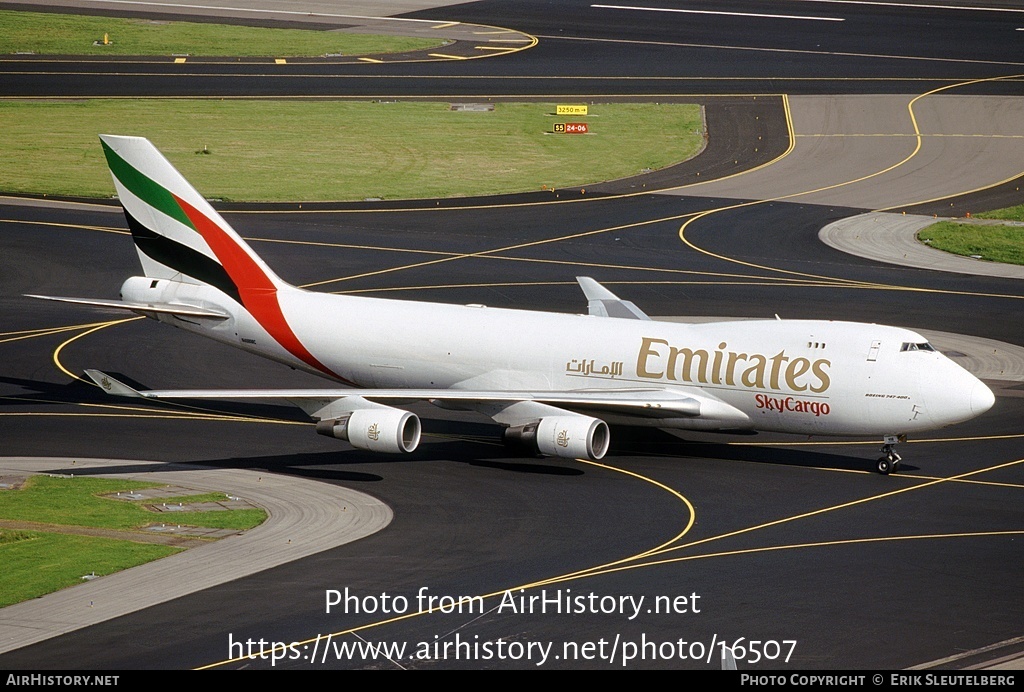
(0, 100, 704, 202)
(0, 530, 181, 608)
(0, 475, 267, 606)
(0, 475, 265, 531)
(0, 476, 162, 529)
(917, 220, 1024, 266)
(977, 203, 1024, 222)
(0, 9, 444, 57)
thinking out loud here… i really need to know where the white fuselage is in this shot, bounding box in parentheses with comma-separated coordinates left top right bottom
(144, 281, 993, 438)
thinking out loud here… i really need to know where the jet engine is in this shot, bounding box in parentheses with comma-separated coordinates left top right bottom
(504, 414, 610, 460)
(316, 407, 421, 454)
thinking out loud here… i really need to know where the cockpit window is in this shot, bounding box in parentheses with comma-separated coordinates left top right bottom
(900, 342, 936, 352)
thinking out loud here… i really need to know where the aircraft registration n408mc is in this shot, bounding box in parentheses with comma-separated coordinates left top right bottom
(31, 135, 995, 475)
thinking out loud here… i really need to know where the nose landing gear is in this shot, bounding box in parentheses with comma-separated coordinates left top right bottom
(877, 434, 905, 474)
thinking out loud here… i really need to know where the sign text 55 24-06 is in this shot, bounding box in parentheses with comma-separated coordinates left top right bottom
(553, 123, 589, 134)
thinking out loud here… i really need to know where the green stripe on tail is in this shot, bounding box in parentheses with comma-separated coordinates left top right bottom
(101, 139, 194, 230)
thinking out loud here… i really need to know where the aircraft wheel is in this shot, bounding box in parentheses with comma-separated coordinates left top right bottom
(877, 457, 892, 475)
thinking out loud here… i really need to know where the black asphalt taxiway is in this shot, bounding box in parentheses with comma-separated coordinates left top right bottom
(1, 0, 1023, 672)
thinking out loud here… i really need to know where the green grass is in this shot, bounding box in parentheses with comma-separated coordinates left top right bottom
(977, 203, 1024, 222)
(0, 10, 444, 57)
(0, 100, 704, 202)
(0, 531, 180, 608)
(0, 475, 266, 531)
(0, 476, 162, 528)
(917, 220, 1024, 266)
(0, 476, 267, 607)
(0, 529, 34, 545)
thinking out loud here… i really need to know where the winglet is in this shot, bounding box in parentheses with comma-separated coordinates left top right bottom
(85, 369, 148, 398)
(576, 277, 651, 320)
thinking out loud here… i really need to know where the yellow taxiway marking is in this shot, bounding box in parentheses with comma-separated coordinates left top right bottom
(173, 57, 186, 64)
(253, 235, 849, 288)
(676, 74, 1024, 296)
(5, 213, 875, 294)
(0, 218, 127, 235)
(529, 457, 1024, 593)
(6, 200, 1019, 305)
(0, 392, 307, 425)
(250, 236, 457, 257)
(46, 319, 306, 424)
(358, 57, 384, 64)
(875, 165, 1024, 214)
(479, 257, 844, 284)
(0, 410, 307, 425)
(798, 133, 1024, 139)
(537, 530, 1024, 590)
(593, 3, 845, 22)
(300, 194, 872, 290)
(0, 9, 532, 64)
(428, 53, 468, 60)
(4, 216, 859, 297)
(7, 69, 1022, 81)
(196, 456, 697, 669)
(338, 279, 856, 296)
(3, 394, 226, 418)
(274, 58, 287, 64)
(649, 456, 1024, 560)
(0, 320, 125, 345)
(51, 318, 141, 383)
(613, 530, 1024, 575)
(536, 33, 1024, 68)
(198, 454, 1024, 670)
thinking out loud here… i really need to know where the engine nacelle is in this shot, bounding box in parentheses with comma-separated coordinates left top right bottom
(505, 415, 610, 460)
(316, 407, 421, 454)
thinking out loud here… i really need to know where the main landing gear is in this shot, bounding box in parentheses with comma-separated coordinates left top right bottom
(876, 434, 905, 475)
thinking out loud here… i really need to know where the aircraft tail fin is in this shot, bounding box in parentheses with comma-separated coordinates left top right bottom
(99, 134, 289, 302)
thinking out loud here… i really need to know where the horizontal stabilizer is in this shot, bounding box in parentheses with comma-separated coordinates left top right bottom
(27, 294, 229, 319)
(85, 370, 148, 398)
(576, 277, 651, 320)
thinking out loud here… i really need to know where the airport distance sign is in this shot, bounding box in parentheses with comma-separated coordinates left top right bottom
(553, 123, 589, 134)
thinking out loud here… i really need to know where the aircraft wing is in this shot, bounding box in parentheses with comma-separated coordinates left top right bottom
(85, 369, 708, 419)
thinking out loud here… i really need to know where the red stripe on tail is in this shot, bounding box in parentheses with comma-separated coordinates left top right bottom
(172, 194, 344, 381)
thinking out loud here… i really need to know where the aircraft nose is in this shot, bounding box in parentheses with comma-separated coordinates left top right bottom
(970, 378, 995, 416)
